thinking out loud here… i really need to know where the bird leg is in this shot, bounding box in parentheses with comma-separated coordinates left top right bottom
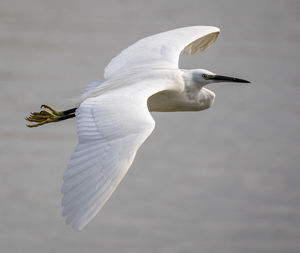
(26, 104, 77, 128)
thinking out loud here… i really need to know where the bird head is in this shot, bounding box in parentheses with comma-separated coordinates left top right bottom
(191, 69, 250, 86)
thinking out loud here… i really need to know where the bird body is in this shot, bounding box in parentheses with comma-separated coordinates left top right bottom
(80, 69, 216, 112)
(26, 26, 250, 230)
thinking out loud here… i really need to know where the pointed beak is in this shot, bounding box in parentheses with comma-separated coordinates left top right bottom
(209, 75, 250, 83)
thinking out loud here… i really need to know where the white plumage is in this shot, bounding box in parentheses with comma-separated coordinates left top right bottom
(104, 26, 219, 79)
(62, 83, 158, 230)
(61, 26, 249, 230)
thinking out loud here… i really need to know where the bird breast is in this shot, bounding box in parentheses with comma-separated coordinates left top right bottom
(148, 87, 215, 112)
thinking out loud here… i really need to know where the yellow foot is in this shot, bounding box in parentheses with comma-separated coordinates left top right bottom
(26, 104, 64, 128)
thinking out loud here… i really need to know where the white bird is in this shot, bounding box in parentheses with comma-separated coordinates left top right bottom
(26, 26, 250, 230)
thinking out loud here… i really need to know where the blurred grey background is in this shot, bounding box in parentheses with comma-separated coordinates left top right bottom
(1, 0, 300, 252)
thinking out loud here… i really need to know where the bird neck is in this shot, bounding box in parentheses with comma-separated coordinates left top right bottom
(182, 70, 204, 90)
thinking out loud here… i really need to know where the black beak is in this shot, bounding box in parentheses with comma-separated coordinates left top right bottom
(209, 75, 250, 83)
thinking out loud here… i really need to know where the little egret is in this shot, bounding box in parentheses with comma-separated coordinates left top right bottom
(26, 26, 250, 230)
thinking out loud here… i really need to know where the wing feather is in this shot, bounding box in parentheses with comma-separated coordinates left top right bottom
(104, 26, 220, 79)
(62, 83, 167, 230)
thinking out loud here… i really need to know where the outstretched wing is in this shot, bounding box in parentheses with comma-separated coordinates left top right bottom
(104, 26, 220, 79)
(61, 82, 168, 230)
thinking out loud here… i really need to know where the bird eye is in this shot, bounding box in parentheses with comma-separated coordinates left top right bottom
(202, 74, 208, 80)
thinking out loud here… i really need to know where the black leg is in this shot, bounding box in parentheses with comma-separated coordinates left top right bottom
(58, 113, 76, 121)
(26, 105, 77, 127)
(62, 108, 77, 115)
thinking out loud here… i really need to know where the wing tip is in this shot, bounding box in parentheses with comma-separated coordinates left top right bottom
(71, 220, 87, 231)
(183, 29, 220, 55)
(187, 25, 220, 33)
(63, 209, 90, 231)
